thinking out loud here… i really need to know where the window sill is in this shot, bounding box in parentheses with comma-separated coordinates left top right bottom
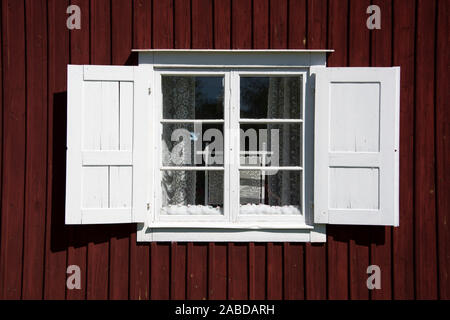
(146, 222, 314, 230)
(137, 224, 325, 243)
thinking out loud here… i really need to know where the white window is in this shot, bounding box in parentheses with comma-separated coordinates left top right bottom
(65, 50, 400, 242)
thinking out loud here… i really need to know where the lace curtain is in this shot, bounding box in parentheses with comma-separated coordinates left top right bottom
(267, 78, 301, 206)
(161, 77, 196, 206)
(162, 76, 300, 209)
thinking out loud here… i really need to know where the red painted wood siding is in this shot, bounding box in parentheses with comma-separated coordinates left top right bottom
(0, 0, 448, 300)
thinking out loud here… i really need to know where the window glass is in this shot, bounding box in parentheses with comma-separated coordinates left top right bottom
(239, 170, 302, 214)
(240, 76, 302, 119)
(162, 76, 224, 119)
(162, 123, 223, 167)
(160, 75, 225, 216)
(240, 123, 302, 167)
(161, 170, 224, 215)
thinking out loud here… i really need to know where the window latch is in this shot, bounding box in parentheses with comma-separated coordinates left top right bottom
(148, 87, 151, 95)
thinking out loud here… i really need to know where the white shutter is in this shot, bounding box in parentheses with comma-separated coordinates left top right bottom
(66, 65, 150, 224)
(314, 67, 400, 226)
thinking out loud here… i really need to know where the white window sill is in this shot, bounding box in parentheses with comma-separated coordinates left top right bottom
(146, 222, 314, 230)
(137, 223, 326, 243)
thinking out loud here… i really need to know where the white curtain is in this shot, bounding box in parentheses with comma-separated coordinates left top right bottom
(162, 76, 301, 208)
(267, 77, 301, 206)
(161, 77, 197, 206)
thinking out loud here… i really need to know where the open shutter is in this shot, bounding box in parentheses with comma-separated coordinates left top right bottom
(66, 65, 149, 224)
(314, 67, 400, 226)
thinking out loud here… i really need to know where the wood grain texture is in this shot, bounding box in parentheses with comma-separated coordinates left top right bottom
(288, 0, 307, 49)
(150, 243, 170, 299)
(0, 0, 446, 300)
(228, 243, 248, 299)
(306, 0, 327, 49)
(435, 0, 450, 300)
(22, 0, 48, 300)
(267, 243, 283, 299)
(392, 0, 416, 299)
(174, 0, 191, 49)
(133, 0, 152, 50)
(249, 243, 268, 300)
(284, 243, 305, 299)
(208, 243, 227, 299)
(232, 0, 252, 49)
(253, 0, 269, 49)
(0, 0, 26, 299)
(129, 233, 150, 300)
(187, 243, 208, 299)
(0, 0, 3, 300)
(269, 0, 287, 49)
(171, 243, 187, 300)
(305, 243, 326, 299)
(153, 0, 173, 48)
(192, 0, 213, 49)
(414, 0, 438, 299)
(214, 0, 231, 49)
(44, 0, 69, 300)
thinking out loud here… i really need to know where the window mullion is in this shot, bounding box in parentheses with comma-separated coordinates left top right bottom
(229, 70, 240, 224)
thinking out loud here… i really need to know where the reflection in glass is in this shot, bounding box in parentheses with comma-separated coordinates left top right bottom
(240, 123, 302, 167)
(162, 123, 223, 167)
(162, 170, 224, 215)
(240, 76, 302, 119)
(239, 170, 301, 214)
(162, 76, 224, 119)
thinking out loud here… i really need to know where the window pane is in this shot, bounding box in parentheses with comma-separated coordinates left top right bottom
(240, 123, 302, 167)
(240, 76, 302, 119)
(239, 170, 302, 214)
(162, 76, 224, 119)
(162, 123, 223, 167)
(161, 170, 224, 215)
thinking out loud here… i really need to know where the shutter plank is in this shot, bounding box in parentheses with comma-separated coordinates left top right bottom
(119, 81, 134, 150)
(82, 166, 109, 208)
(84, 81, 103, 150)
(109, 166, 132, 208)
(100, 81, 119, 150)
(66, 65, 83, 224)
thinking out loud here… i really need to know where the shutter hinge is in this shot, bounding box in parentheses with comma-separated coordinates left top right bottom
(147, 203, 150, 210)
(148, 87, 151, 95)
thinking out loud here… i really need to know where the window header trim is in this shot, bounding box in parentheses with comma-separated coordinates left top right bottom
(132, 49, 334, 53)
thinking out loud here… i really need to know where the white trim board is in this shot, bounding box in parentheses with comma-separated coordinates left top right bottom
(132, 49, 334, 53)
(138, 50, 329, 68)
(137, 224, 325, 243)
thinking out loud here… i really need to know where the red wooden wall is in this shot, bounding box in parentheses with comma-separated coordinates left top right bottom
(0, 0, 448, 300)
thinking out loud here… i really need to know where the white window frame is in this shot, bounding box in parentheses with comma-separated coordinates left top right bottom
(231, 69, 307, 226)
(150, 68, 309, 229)
(136, 50, 330, 242)
(151, 69, 231, 226)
